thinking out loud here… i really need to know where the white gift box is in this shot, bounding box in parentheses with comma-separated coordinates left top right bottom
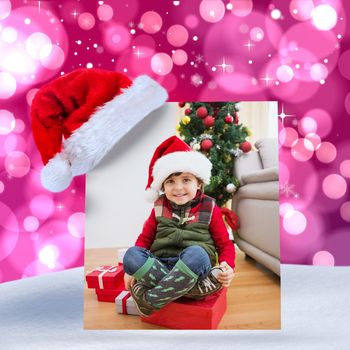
(115, 290, 140, 316)
(117, 248, 128, 265)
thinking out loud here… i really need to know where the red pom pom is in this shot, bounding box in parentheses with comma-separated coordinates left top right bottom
(178, 102, 186, 108)
(196, 106, 208, 119)
(200, 139, 213, 151)
(239, 141, 252, 153)
(203, 115, 215, 128)
(225, 115, 234, 124)
(185, 108, 192, 115)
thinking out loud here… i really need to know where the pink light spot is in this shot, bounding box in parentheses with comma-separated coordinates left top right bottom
(230, 0, 253, 17)
(97, 4, 114, 22)
(0, 181, 4, 194)
(103, 24, 130, 53)
(316, 142, 337, 163)
(29, 194, 54, 220)
(167, 25, 189, 47)
(151, 53, 173, 76)
(0, 72, 16, 99)
(305, 133, 321, 151)
(38, 244, 60, 268)
(250, 27, 264, 42)
(340, 160, 350, 178)
(13, 119, 25, 134)
(140, 11, 162, 34)
(4, 151, 31, 178)
(279, 202, 294, 216)
(172, 49, 188, 66)
(338, 50, 350, 80)
(25, 32, 52, 59)
(345, 92, 350, 115)
(26, 89, 39, 106)
(78, 12, 95, 31)
(276, 65, 294, 83)
(279, 161, 290, 183)
(185, 14, 199, 29)
(322, 174, 347, 199)
(312, 251, 335, 266)
(67, 212, 85, 238)
(291, 138, 314, 162)
(0, 0, 11, 20)
(0, 109, 15, 135)
(283, 209, 307, 235)
(289, 0, 314, 21)
(312, 4, 337, 31)
(298, 117, 317, 136)
(340, 202, 350, 222)
(0, 202, 19, 261)
(304, 109, 332, 138)
(199, 0, 225, 23)
(40, 45, 65, 70)
(310, 63, 328, 81)
(279, 127, 298, 148)
(23, 216, 40, 232)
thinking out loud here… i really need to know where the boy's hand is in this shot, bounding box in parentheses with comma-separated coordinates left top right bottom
(124, 273, 136, 291)
(217, 261, 235, 288)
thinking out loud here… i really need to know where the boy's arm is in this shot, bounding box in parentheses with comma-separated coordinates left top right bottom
(134, 209, 157, 249)
(209, 205, 236, 269)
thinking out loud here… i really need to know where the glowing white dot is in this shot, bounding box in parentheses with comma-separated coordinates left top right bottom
(283, 210, 307, 235)
(312, 4, 337, 31)
(1, 26, 18, 43)
(23, 216, 39, 232)
(25, 32, 52, 59)
(24, 18, 31, 25)
(293, 9, 298, 14)
(39, 245, 59, 269)
(173, 1, 180, 6)
(193, 36, 198, 41)
(324, 58, 328, 63)
(248, 60, 253, 64)
(212, 67, 217, 72)
(74, 51, 78, 55)
(271, 9, 281, 20)
(295, 64, 300, 69)
(337, 34, 342, 39)
(86, 62, 93, 68)
(226, 3, 233, 10)
(93, 43, 98, 48)
(123, 68, 128, 72)
(130, 29, 136, 34)
(320, 79, 325, 85)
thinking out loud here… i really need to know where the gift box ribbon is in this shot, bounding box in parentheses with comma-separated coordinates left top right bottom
(95, 265, 119, 289)
(116, 291, 132, 314)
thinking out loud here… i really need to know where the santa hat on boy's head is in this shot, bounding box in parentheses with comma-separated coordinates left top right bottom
(145, 135, 212, 202)
(31, 68, 168, 193)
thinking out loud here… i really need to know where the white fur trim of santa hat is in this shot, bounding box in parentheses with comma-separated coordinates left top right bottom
(146, 150, 212, 200)
(41, 75, 167, 192)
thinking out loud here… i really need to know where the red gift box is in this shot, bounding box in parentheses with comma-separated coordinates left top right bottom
(141, 288, 227, 330)
(86, 265, 124, 290)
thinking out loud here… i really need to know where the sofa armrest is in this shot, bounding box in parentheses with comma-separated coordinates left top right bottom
(241, 166, 278, 184)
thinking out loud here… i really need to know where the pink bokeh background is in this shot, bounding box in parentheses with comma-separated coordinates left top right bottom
(1, 0, 350, 283)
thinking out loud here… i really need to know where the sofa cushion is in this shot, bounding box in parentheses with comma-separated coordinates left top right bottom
(255, 138, 278, 169)
(242, 167, 278, 184)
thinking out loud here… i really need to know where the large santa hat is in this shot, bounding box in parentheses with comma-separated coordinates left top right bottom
(31, 68, 168, 192)
(145, 135, 212, 202)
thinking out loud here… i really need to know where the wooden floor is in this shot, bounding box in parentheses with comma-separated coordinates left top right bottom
(84, 247, 280, 330)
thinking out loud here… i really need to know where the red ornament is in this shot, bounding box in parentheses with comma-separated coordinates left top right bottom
(196, 106, 208, 119)
(178, 102, 186, 108)
(203, 115, 215, 128)
(239, 141, 252, 153)
(201, 139, 213, 151)
(185, 108, 192, 115)
(234, 112, 239, 124)
(225, 115, 234, 124)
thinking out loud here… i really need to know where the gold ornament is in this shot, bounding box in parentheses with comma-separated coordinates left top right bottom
(176, 124, 181, 132)
(247, 128, 253, 136)
(182, 116, 191, 125)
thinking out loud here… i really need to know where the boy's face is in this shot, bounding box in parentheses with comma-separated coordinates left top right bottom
(163, 172, 201, 205)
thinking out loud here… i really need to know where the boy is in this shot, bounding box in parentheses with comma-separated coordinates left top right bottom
(123, 135, 235, 316)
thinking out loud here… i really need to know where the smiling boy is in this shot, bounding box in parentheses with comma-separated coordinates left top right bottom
(123, 135, 235, 317)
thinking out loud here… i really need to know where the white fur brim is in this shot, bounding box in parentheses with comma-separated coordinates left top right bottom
(151, 151, 212, 192)
(60, 75, 167, 177)
(41, 153, 73, 192)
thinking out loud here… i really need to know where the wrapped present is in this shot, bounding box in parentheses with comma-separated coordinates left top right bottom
(141, 288, 227, 330)
(86, 265, 124, 289)
(115, 291, 140, 316)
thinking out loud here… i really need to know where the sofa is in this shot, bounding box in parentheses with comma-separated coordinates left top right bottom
(231, 138, 280, 276)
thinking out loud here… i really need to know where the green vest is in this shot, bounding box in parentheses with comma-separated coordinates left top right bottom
(150, 194, 218, 266)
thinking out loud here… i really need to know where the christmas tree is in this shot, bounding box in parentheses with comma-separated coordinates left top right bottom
(177, 102, 252, 208)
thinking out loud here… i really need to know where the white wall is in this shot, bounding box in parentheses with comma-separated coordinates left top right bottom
(85, 103, 177, 249)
